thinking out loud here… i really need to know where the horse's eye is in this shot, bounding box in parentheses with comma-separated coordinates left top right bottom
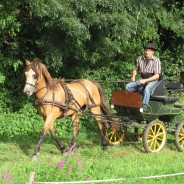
(34, 74, 38, 79)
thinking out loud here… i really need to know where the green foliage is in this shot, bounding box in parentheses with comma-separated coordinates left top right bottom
(0, 0, 183, 138)
(25, 0, 184, 81)
(0, 0, 21, 51)
(0, 103, 43, 138)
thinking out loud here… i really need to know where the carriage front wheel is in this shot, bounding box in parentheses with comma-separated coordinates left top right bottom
(175, 121, 184, 152)
(143, 120, 167, 153)
(106, 122, 126, 145)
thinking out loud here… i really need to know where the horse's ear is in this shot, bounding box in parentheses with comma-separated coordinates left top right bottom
(25, 60, 31, 66)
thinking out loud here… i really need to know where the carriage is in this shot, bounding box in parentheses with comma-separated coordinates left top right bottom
(106, 78, 184, 153)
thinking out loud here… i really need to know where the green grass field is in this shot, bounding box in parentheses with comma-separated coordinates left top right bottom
(1, 128, 184, 184)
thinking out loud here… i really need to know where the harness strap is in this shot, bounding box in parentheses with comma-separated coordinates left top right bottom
(36, 86, 47, 93)
(34, 79, 100, 115)
(41, 100, 67, 109)
(77, 80, 98, 111)
(35, 88, 49, 105)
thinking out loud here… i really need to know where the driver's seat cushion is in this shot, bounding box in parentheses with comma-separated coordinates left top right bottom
(150, 79, 181, 102)
(151, 78, 165, 97)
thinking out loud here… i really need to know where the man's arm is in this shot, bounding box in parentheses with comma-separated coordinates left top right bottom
(131, 69, 137, 81)
(140, 73, 160, 84)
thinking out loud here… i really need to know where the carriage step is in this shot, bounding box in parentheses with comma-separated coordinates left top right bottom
(161, 107, 183, 114)
(174, 103, 184, 109)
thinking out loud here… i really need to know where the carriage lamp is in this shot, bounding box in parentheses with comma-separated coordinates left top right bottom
(139, 108, 144, 113)
(111, 104, 114, 108)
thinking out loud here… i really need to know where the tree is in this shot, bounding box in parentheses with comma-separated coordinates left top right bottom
(0, 0, 183, 113)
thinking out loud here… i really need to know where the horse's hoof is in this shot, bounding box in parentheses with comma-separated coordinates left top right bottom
(32, 155, 37, 161)
(102, 144, 110, 150)
(32, 153, 39, 161)
(62, 149, 67, 155)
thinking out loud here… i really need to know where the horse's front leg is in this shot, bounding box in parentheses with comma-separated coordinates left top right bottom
(33, 130, 46, 158)
(33, 115, 57, 159)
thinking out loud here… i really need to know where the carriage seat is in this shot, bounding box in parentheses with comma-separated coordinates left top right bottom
(150, 79, 183, 102)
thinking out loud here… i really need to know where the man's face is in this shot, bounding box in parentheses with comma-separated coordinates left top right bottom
(144, 49, 155, 60)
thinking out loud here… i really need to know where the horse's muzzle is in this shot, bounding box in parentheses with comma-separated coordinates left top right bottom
(23, 87, 34, 96)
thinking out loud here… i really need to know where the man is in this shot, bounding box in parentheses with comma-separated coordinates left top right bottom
(126, 43, 161, 111)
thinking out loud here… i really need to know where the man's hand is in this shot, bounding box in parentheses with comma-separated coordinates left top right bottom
(140, 79, 147, 85)
(131, 76, 136, 81)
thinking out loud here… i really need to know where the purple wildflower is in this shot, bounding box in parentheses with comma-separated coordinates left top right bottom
(84, 175, 90, 179)
(6, 175, 12, 184)
(65, 143, 76, 156)
(76, 159, 82, 172)
(58, 159, 66, 169)
(2, 171, 8, 180)
(67, 164, 73, 177)
(68, 164, 73, 171)
(76, 159, 81, 166)
(78, 168, 82, 173)
(77, 147, 81, 153)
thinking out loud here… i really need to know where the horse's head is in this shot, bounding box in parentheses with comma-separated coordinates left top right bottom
(23, 59, 40, 96)
(23, 58, 54, 96)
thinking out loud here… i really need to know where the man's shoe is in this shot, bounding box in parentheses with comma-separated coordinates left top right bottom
(140, 104, 148, 113)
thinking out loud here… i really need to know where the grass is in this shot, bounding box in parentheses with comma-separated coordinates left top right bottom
(1, 130, 184, 184)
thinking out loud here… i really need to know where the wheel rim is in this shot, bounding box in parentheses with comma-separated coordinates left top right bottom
(106, 125, 125, 145)
(146, 123, 166, 152)
(177, 124, 184, 149)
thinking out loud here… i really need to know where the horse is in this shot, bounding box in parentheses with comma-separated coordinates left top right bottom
(23, 58, 115, 158)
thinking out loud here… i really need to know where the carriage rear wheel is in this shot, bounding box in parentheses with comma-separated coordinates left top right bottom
(175, 121, 184, 152)
(106, 122, 126, 145)
(143, 120, 167, 153)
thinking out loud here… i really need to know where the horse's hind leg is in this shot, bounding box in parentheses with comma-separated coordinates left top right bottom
(50, 124, 66, 153)
(90, 107, 109, 149)
(70, 113, 80, 147)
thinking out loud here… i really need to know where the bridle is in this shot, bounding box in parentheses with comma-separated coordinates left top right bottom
(25, 76, 47, 94)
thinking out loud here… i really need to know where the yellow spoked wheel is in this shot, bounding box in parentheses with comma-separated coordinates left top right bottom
(175, 121, 184, 152)
(143, 120, 167, 153)
(106, 122, 126, 145)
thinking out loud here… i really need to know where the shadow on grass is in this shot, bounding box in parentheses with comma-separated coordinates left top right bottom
(0, 129, 104, 158)
(2, 123, 178, 158)
(0, 133, 72, 157)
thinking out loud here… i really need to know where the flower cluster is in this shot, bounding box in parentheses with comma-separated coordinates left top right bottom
(1, 171, 12, 184)
(54, 145, 91, 181)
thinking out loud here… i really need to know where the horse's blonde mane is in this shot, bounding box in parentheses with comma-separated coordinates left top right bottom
(25, 58, 55, 89)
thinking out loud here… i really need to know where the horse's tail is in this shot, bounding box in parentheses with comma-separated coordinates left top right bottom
(94, 82, 111, 116)
(94, 81, 118, 132)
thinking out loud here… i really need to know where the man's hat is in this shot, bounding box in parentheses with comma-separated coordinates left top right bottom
(144, 43, 157, 51)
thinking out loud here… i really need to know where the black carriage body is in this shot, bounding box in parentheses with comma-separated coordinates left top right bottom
(108, 79, 184, 152)
(111, 79, 184, 126)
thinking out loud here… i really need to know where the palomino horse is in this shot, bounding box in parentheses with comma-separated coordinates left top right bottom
(23, 58, 114, 157)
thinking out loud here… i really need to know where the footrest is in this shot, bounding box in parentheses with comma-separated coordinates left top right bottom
(151, 95, 179, 102)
